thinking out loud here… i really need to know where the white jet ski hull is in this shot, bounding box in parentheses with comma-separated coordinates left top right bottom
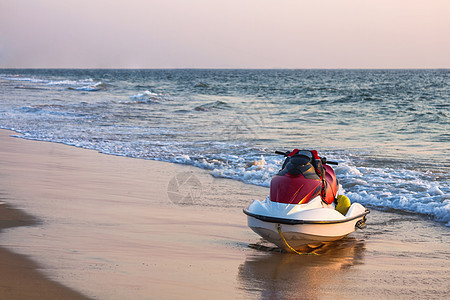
(244, 197, 369, 251)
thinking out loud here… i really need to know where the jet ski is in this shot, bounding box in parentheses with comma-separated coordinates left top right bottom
(244, 149, 369, 252)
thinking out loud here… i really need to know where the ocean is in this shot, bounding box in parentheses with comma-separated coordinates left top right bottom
(0, 69, 448, 225)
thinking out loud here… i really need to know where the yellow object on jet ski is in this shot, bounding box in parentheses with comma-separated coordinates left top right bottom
(336, 195, 351, 215)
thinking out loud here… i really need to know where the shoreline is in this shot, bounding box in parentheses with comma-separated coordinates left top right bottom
(0, 129, 448, 299)
(0, 203, 90, 299)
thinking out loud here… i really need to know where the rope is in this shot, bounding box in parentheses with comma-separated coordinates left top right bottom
(277, 224, 319, 255)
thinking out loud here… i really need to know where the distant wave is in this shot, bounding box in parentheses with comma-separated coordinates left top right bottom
(194, 100, 230, 111)
(194, 82, 210, 88)
(1, 74, 105, 91)
(0, 74, 47, 83)
(47, 79, 93, 86)
(129, 91, 172, 103)
(67, 82, 108, 91)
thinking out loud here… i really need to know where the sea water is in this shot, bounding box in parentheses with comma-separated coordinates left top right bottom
(0, 69, 448, 225)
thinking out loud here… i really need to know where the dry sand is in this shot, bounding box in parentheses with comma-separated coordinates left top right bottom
(0, 129, 448, 299)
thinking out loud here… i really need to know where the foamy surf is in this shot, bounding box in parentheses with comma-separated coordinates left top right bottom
(129, 91, 172, 103)
(1, 74, 105, 91)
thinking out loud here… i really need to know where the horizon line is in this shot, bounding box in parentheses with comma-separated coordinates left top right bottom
(1, 67, 449, 71)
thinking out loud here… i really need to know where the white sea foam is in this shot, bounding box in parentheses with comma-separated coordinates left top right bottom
(0, 75, 47, 83)
(1, 74, 104, 91)
(47, 79, 92, 86)
(336, 162, 449, 225)
(129, 91, 171, 103)
(72, 82, 106, 91)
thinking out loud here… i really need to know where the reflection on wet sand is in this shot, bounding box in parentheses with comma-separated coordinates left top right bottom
(238, 237, 366, 300)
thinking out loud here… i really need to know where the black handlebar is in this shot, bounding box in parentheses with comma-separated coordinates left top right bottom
(275, 151, 289, 156)
(274, 150, 339, 165)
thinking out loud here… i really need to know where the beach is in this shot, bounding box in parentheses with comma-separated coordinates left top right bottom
(0, 204, 90, 300)
(0, 129, 449, 299)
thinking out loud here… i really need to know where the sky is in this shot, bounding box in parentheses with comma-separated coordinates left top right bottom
(0, 0, 449, 69)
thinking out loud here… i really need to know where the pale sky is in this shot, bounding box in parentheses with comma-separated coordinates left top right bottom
(0, 0, 449, 68)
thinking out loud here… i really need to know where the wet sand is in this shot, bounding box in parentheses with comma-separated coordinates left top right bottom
(0, 204, 90, 299)
(0, 129, 449, 299)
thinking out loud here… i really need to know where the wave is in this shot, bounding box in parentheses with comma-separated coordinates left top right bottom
(47, 79, 93, 86)
(335, 163, 449, 226)
(129, 91, 172, 103)
(194, 82, 210, 88)
(194, 100, 231, 111)
(0, 74, 107, 91)
(46, 79, 108, 91)
(67, 82, 108, 91)
(0, 75, 47, 83)
(14, 86, 50, 90)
